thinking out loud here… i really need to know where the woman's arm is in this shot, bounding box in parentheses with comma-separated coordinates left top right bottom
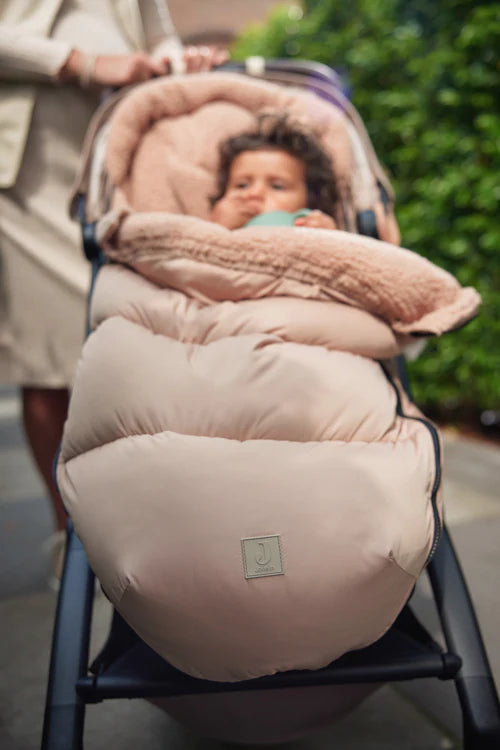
(0, 26, 172, 89)
(0, 10, 227, 88)
(58, 50, 168, 87)
(0, 24, 72, 82)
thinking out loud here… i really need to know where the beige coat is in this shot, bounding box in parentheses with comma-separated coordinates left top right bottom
(0, 0, 182, 188)
(0, 1, 182, 386)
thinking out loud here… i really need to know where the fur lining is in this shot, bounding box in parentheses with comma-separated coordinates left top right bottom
(100, 211, 480, 336)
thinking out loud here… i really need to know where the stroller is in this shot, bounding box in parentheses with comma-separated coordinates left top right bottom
(42, 60, 500, 749)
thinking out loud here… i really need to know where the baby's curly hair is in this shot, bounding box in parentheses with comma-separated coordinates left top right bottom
(211, 114, 342, 224)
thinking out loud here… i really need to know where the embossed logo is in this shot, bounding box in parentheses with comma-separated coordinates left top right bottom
(241, 535, 284, 579)
(255, 542, 272, 566)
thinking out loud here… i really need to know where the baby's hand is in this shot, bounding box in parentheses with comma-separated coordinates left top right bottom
(210, 194, 261, 230)
(294, 210, 337, 229)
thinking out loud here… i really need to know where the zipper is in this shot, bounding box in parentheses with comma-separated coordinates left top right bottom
(380, 364, 442, 565)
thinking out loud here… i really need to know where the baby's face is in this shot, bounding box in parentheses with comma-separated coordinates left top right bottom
(211, 149, 308, 229)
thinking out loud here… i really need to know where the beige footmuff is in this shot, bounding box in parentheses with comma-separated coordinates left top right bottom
(58, 72, 480, 742)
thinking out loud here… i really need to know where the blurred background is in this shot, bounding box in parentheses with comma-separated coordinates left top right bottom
(229, 0, 500, 436)
(168, 0, 286, 47)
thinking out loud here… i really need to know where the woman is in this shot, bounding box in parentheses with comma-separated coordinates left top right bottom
(0, 0, 225, 568)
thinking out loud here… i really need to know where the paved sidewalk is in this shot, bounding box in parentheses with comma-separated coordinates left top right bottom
(1, 387, 499, 750)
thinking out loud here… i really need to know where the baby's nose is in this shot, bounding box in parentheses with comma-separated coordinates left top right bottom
(246, 182, 265, 199)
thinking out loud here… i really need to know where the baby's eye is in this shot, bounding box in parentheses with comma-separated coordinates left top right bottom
(235, 181, 249, 189)
(271, 182, 286, 190)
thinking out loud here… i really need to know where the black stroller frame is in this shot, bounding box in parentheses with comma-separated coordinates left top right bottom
(41, 61, 500, 750)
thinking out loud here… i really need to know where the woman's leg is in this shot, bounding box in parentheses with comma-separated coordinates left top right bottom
(21, 386, 69, 531)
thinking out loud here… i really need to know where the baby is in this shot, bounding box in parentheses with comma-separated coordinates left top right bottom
(210, 115, 342, 231)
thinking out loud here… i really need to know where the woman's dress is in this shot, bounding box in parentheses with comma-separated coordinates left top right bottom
(0, 0, 134, 386)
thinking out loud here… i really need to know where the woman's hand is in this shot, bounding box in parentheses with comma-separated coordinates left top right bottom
(92, 52, 168, 86)
(59, 50, 168, 87)
(160, 45, 229, 74)
(183, 45, 229, 72)
(59, 46, 228, 88)
(294, 210, 337, 229)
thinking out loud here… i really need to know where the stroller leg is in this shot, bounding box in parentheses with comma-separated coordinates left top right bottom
(41, 521, 95, 750)
(427, 525, 500, 749)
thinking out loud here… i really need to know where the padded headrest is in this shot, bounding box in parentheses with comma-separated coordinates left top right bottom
(104, 72, 379, 227)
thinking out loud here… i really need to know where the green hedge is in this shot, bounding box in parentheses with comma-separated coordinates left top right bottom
(233, 1, 500, 418)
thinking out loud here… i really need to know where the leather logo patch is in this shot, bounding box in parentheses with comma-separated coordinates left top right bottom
(241, 535, 284, 579)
